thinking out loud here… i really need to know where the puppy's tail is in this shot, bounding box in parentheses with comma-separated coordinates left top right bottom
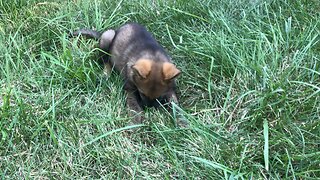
(70, 29, 115, 51)
(70, 29, 101, 40)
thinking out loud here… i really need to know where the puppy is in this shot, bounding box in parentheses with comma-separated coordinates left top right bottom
(71, 23, 186, 126)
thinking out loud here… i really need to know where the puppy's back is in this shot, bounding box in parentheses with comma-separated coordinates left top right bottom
(109, 23, 170, 71)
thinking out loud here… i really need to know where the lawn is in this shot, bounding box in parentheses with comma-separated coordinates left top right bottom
(0, 0, 319, 179)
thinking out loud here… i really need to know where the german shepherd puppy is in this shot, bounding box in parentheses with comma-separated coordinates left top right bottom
(71, 23, 186, 126)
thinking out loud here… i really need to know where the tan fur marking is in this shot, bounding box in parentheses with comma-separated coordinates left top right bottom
(132, 59, 153, 79)
(162, 62, 181, 80)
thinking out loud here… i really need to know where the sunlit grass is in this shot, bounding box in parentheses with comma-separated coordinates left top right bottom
(0, 0, 319, 179)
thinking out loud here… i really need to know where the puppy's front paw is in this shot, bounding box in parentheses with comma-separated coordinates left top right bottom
(126, 111, 145, 134)
(176, 117, 189, 128)
(128, 110, 144, 125)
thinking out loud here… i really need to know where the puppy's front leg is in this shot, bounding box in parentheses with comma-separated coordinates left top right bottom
(166, 90, 189, 128)
(167, 90, 179, 105)
(126, 91, 144, 124)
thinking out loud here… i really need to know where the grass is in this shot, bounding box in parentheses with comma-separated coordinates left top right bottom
(0, 0, 319, 179)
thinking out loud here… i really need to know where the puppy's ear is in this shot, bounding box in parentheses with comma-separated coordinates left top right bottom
(132, 59, 152, 79)
(162, 62, 181, 81)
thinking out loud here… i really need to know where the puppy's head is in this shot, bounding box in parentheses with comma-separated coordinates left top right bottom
(131, 59, 180, 103)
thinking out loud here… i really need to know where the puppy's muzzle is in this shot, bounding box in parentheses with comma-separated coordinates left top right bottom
(139, 92, 162, 108)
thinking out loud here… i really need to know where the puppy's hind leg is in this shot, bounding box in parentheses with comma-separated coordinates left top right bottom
(100, 29, 115, 50)
(99, 29, 115, 77)
(103, 61, 112, 77)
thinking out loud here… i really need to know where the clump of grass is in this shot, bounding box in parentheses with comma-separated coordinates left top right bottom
(0, 0, 319, 179)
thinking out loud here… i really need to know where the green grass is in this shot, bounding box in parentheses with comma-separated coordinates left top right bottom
(1, 0, 319, 179)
